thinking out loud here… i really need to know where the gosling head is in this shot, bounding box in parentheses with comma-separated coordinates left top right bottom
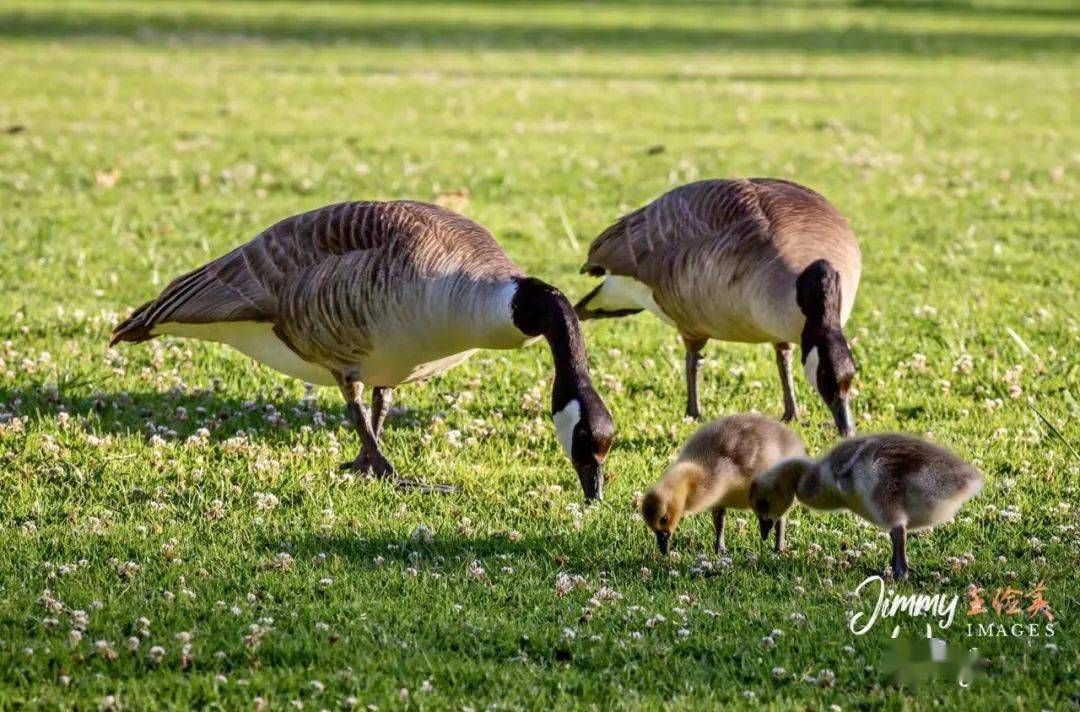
(796, 259, 856, 437)
(749, 458, 811, 541)
(640, 464, 697, 555)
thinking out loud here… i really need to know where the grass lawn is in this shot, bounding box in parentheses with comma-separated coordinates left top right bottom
(1, 0, 1077, 708)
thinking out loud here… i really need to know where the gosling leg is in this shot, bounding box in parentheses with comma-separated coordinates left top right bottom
(889, 524, 909, 580)
(712, 507, 727, 553)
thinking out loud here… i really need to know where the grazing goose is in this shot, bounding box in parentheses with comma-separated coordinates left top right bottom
(575, 178, 861, 435)
(641, 413, 805, 555)
(749, 434, 984, 579)
(111, 201, 614, 499)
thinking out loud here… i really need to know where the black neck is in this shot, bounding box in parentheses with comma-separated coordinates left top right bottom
(796, 259, 844, 352)
(511, 277, 593, 411)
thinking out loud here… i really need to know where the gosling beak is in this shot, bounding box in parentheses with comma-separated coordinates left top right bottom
(655, 530, 671, 555)
(829, 393, 855, 438)
(576, 458, 604, 502)
(758, 515, 774, 541)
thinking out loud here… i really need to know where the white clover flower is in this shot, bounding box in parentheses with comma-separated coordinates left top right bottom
(411, 524, 434, 543)
(204, 499, 225, 521)
(554, 572, 586, 597)
(253, 492, 280, 511)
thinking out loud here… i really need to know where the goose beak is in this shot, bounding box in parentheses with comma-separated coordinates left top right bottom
(758, 515, 774, 541)
(576, 459, 604, 502)
(830, 394, 855, 438)
(655, 530, 671, 555)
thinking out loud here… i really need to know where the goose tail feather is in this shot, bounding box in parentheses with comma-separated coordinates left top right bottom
(573, 279, 644, 321)
(109, 302, 158, 346)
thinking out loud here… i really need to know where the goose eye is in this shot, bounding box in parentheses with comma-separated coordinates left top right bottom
(659, 515, 669, 526)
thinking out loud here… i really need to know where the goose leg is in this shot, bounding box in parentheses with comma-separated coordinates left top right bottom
(339, 376, 456, 494)
(683, 337, 707, 420)
(774, 342, 798, 422)
(338, 375, 395, 479)
(889, 525, 909, 580)
(712, 507, 727, 553)
(774, 516, 786, 554)
(371, 387, 393, 440)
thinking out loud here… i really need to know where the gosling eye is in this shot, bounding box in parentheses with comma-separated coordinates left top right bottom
(659, 515, 669, 526)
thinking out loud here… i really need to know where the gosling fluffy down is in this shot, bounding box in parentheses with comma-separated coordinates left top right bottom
(641, 414, 806, 555)
(749, 434, 984, 579)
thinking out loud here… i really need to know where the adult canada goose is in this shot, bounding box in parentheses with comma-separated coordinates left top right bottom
(641, 413, 805, 555)
(111, 201, 614, 499)
(575, 179, 861, 435)
(749, 434, 984, 579)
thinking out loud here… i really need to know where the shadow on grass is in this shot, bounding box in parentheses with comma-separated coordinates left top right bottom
(0, 382, 426, 445)
(260, 529, 679, 581)
(248, 61, 914, 85)
(0, 381, 555, 451)
(0, 4, 1075, 57)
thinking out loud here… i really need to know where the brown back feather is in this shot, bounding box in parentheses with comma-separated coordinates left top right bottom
(581, 179, 854, 280)
(111, 201, 520, 345)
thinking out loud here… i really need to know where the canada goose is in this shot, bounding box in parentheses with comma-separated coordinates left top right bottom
(749, 434, 984, 579)
(575, 179, 861, 435)
(111, 201, 614, 499)
(640, 413, 806, 556)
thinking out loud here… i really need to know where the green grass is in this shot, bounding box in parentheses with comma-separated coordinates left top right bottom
(1, 0, 1078, 708)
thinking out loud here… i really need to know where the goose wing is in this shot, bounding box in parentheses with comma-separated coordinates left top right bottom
(580, 179, 854, 280)
(111, 201, 515, 345)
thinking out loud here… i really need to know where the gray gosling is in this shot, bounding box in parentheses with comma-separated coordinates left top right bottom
(749, 434, 984, 579)
(641, 414, 806, 556)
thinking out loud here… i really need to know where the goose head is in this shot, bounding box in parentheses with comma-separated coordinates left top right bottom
(796, 260, 856, 437)
(553, 389, 613, 501)
(510, 277, 615, 501)
(749, 458, 811, 540)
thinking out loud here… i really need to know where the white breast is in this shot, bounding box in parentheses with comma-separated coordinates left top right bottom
(357, 280, 531, 386)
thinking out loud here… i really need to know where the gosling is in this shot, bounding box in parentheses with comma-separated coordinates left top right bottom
(641, 414, 806, 556)
(749, 434, 984, 579)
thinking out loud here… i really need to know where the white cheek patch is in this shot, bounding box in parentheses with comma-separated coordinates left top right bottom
(553, 399, 582, 457)
(803, 346, 820, 393)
